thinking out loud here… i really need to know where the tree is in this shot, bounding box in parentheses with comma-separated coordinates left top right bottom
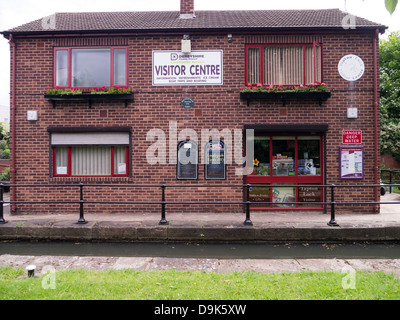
(385, 0, 398, 14)
(380, 32, 400, 160)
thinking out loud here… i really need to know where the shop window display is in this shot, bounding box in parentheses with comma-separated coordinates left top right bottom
(247, 134, 323, 209)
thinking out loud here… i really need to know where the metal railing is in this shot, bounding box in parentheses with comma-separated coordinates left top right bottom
(0, 183, 398, 228)
(381, 169, 400, 194)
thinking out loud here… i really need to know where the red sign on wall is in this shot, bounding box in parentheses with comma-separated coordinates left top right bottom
(342, 130, 362, 144)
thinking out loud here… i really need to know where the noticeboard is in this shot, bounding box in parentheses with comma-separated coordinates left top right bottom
(339, 146, 364, 179)
(205, 140, 226, 179)
(177, 140, 198, 179)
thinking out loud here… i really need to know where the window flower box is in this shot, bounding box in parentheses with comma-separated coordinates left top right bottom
(44, 87, 134, 108)
(240, 84, 331, 106)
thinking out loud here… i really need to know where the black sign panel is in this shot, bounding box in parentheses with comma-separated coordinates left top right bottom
(177, 140, 198, 179)
(205, 140, 226, 179)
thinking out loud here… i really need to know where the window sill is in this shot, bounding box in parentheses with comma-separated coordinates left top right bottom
(240, 91, 331, 107)
(50, 176, 133, 183)
(44, 93, 134, 109)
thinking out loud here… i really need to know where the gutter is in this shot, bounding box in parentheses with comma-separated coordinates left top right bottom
(1, 26, 388, 40)
(9, 34, 16, 212)
(374, 29, 379, 212)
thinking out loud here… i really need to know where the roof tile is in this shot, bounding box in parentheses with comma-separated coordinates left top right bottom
(2, 9, 387, 35)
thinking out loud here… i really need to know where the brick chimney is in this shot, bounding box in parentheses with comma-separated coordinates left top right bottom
(180, 0, 195, 19)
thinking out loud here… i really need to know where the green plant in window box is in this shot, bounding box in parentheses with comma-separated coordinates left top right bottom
(45, 86, 131, 95)
(240, 83, 331, 93)
(45, 87, 83, 95)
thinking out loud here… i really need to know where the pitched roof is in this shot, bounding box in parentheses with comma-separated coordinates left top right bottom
(2, 9, 387, 37)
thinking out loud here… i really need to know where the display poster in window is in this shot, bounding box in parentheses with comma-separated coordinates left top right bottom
(177, 141, 198, 179)
(339, 147, 364, 179)
(205, 141, 226, 179)
(56, 167, 68, 175)
(118, 163, 126, 175)
(152, 50, 223, 86)
(272, 186, 296, 207)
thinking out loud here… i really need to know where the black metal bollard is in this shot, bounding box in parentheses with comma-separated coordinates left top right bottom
(0, 184, 7, 224)
(328, 184, 339, 227)
(244, 184, 253, 226)
(77, 183, 87, 224)
(159, 185, 168, 225)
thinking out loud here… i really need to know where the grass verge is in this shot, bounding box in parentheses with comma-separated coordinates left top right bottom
(1, 266, 399, 300)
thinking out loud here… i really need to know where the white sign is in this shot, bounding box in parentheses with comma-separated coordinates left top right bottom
(152, 50, 223, 86)
(117, 163, 126, 174)
(56, 167, 67, 175)
(338, 54, 365, 81)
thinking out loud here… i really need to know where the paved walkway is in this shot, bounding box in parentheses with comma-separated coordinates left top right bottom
(1, 254, 400, 279)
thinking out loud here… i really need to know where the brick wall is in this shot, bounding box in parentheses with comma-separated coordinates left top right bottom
(9, 30, 380, 214)
(180, 0, 195, 15)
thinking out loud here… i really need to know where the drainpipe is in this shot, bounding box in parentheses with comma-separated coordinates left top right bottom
(373, 29, 379, 212)
(9, 34, 16, 212)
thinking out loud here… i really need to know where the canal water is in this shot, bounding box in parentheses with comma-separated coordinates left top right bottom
(1, 241, 400, 259)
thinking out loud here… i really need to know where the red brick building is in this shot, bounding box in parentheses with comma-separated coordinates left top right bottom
(1, 0, 387, 215)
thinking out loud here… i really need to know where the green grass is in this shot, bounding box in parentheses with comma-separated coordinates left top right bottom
(1, 266, 399, 300)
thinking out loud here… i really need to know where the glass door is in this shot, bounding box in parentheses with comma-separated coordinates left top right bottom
(246, 134, 324, 210)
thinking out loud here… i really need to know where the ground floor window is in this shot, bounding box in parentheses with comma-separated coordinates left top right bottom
(246, 134, 323, 209)
(51, 131, 130, 177)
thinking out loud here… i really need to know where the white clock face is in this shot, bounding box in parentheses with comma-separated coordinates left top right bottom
(338, 55, 365, 81)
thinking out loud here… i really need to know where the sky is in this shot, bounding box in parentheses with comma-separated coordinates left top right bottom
(0, 0, 399, 108)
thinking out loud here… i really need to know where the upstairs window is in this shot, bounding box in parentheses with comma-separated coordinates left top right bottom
(246, 43, 322, 86)
(55, 47, 128, 88)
